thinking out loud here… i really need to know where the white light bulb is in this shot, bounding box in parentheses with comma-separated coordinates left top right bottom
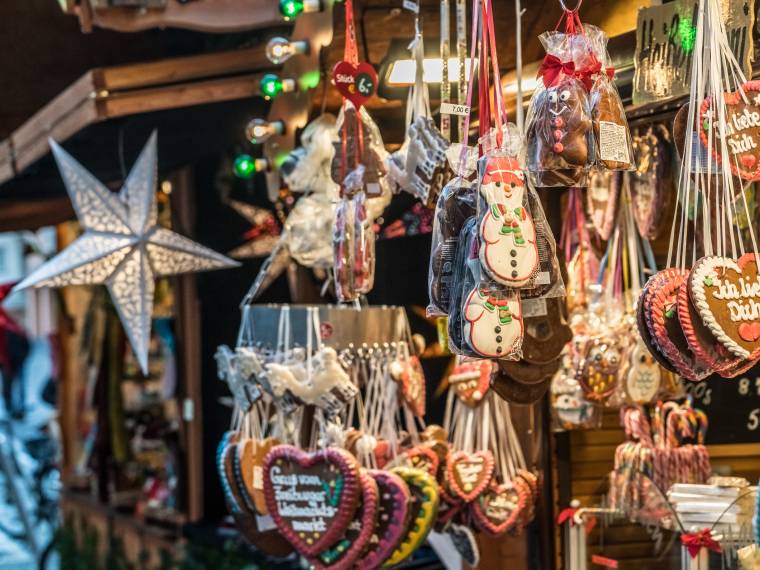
(266, 37, 309, 65)
(246, 119, 285, 144)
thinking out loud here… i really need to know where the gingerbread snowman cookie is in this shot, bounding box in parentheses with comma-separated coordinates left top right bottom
(463, 285, 524, 359)
(478, 155, 539, 287)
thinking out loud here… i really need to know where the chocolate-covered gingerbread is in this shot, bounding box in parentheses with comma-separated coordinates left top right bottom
(526, 76, 592, 187)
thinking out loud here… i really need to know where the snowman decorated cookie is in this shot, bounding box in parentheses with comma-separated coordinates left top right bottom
(463, 285, 524, 359)
(478, 155, 539, 288)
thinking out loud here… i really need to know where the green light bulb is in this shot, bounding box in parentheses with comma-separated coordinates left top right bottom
(279, 0, 304, 20)
(677, 18, 696, 53)
(260, 73, 283, 99)
(233, 154, 256, 179)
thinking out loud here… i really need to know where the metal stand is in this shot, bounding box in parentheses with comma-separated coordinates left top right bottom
(682, 545, 709, 570)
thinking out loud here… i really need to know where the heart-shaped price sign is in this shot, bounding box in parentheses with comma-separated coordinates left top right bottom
(471, 482, 526, 536)
(446, 450, 495, 502)
(263, 445, 361, 557)
(332, 61, 378, 109)
(700, 81, 760, 180)
(358, 470, 411, 570)
(689, 254, 760, 360)
(313, 472, 378, 570)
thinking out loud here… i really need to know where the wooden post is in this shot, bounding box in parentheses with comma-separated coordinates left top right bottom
(170, 167, 204, 523)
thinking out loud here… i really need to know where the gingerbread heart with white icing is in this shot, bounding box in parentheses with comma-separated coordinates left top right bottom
(385, 467, 440, 566)
(448, 358, 493, 407)
(448, 523, 480, 567)
(700, 81, 760, 180)
(446, 450, 495, 502)
(471, 482, 526, 536)
(312, 471, 378, 570)
(263, 445, 361, 557)
(689, 254, 760, 360)
(359, 470, 411, 570)
(390, 354, 426, 417)
(585, 170, 620, 241)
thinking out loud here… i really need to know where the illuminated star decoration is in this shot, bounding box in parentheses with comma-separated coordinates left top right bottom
(227, 200, 280, 258)
(15, 132, 240, 374)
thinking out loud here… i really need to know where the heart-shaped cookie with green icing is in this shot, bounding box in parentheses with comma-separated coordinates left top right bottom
(689, 254, 760, 360)
(471, 482, 527, 536)
(263, 445, 361, 557)
(359, 470, 410, 570)
(446, 450, 495, 502)
(700, 81, 760, 180)
(384, 467, 440, 567)
(312, 471, 378, 570)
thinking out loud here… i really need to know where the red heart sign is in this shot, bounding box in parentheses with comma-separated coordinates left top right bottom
(332, 61, 377, 109)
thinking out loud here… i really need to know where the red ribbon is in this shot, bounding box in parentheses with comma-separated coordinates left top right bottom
(680, 529, 722, 559)
(537, 55, 575, 88)
(557, 508, 597, 534)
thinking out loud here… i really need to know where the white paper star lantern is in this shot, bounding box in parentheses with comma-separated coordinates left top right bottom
(15, 132, 240, 374)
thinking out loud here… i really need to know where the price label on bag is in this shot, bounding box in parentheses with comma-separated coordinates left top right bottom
(402, 0, 419, 13)
(440, 102, 471, 117)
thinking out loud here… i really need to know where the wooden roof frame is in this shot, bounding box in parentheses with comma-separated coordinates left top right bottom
(0, 45, 277, 188)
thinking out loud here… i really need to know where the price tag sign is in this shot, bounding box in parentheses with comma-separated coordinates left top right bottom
(332, 61, 378, 109)
(440, 102, 471, 117)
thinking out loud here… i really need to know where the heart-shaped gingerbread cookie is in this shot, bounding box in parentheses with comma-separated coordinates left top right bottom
(359, 470, 411, 570)
(385, 467, 440, 567)
(400, 445, 440, 477)
(471, 482, 526, 536)
(448, 358, 493, 407)
(700, 82, 760, 180)
(585, 170, 620, 241)
(313, 471, 378, 570)
(446, 450, 495, 502)
(263, 445, 361, 557)
(689, 254, 760, 360)
(448, 523, 480, 567)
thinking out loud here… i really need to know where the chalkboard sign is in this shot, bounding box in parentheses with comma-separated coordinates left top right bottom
(681, 361, 760, 445)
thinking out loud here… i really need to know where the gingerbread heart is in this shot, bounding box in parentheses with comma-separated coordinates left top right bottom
(313, 472, 378, 570)
(448, 358, 493, 407)
(700, 81, 760, 180)
(637, 275, 679, 373)
(629, 123, 673, 240)
(217, 432, 242, 513)
(385, 467, 440, 567)
(446, 450, 495, 502)
(232, 511, 294, 557)
(448, 523, 480, 567)
(471, 482, 526, 536)
(332, 61, 377, 109)
(391, 354, 426, 417)
(263, 445, 361, 557)
(647, 269, 712, 381)
(238, 437, 280, 515)
(401, 445, 440, 477)
(434, 485, 465, 531)
(359, 470, 411, 570)
(585, 170, 620, 241)
(689, 254, 760, 360)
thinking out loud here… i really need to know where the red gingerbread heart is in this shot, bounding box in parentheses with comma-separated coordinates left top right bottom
(689, 254, 760, 361)
(401, 445, 440, 477)
(446, 450, 495, 503)
(700, 81, 760, 180)
(358, 470, 411, 570)
(263, 445, 361, 557)
(332, 61, 378, 109)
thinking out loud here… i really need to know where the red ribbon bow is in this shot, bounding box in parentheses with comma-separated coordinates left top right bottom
(557, 508, 597, 534)
(681, 529, 721, 559)
(537, 55, 575, 88)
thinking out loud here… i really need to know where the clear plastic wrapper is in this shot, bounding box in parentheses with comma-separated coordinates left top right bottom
(526, 31, 595, 187)
(551, 348, 600, 431)
(447, 218, 477, 354)
(285, 193, 335, 269)
(332, 192, 375, 302)
(586, 25, 634, 171)
(282, 114, 341, 197)
(427, 177, 477, 316)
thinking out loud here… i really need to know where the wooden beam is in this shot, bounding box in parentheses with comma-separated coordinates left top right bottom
(66, 0, 284, 34)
